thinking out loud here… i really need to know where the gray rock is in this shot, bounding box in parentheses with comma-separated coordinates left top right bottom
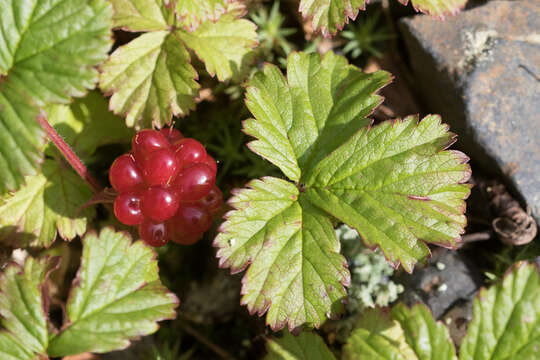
(397, 248, 481, 319)
(399, 1, 540, 223)
(441, 298, 474, 347)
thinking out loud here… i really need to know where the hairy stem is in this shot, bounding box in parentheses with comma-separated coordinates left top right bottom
(37, 114, 102, 193)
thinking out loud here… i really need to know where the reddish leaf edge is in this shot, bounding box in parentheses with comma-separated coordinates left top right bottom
(398, 0, 467, 20)
(298, 0, 367, 38)
(301, 0, 466, 38)
(213, 177, 350, 332)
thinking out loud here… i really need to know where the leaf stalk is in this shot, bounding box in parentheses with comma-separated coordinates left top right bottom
(36, 114, 102, 194)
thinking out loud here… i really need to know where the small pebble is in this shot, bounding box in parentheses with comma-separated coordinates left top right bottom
(436, 262, 446, 271)
(438, 283, 448, 292)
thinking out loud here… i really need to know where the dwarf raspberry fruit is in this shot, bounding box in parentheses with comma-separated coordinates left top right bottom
(109, 128, 222, 247)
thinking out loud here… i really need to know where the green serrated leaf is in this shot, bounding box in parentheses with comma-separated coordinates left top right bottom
(343, 307, 418, 360)
(176, 0, 233, 30)
(0, 81, 45, 193)
(0, 0, 113, 104)
(299, 0, 366, 37)
(101, 0, 255, 127)
(398, 0, 467, 18)
(47, 228, 179, 356)
(304, 114, 471, 272)
(110, 0, 171, 31)
(0, 159, 95, 248)
(244, 52, 388, 182)
(217, 51, 470, 330)
(265, 330, 336, 360)
(177, 13, 257, 81)
(392, 304, 456, 360)
(460, 262, 540, 360)
(47, 91, 134, 161)
(0, 256, 59, 356)
(100, 31, 199, 128)
(0, 0, 113, 194)
(215, 177, 349, 330)
(0, 332, 35, 360)
(299, 0, 466, 36)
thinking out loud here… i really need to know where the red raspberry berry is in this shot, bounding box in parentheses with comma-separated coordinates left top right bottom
(114, 191, 145, 225)
(174, 163, 215, 202)
(110, 128, 222, 245)
(132, 129, 169, 162)
(139, 220, 170, 247)
(141, 186, 180, 222)
(160, 128, 184, 143)
(172, 138, 207, 168)
(109, 154, 144, 192)
(140, 148, 179, 186)
(199, 185, 223, 214)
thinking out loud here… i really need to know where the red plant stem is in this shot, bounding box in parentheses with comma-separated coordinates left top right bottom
(37, 115, 102, 194)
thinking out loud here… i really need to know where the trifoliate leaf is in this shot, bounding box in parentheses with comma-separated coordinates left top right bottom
(0, 159, 95, 248)
(264, 330, 336, 360)
(110, 0, 171, 31)
(177, 13, 257, 81)
(47, 228, 179, 356)
(299, 0, 366, 37)
(343, 308, 417, 359)
(100, 31, 199, 128)
(392, 304, 456, 360)
(459, 262, 540, 360)
(176, 0, 234, 30)
(0, 0, 113, 104)
(397, 0, 467, 18)
(102, 0, 255, 127)
(47, 91, 134, 161)
(215, 177, 349, 330)
(0, 256, 59, 357)
(0, 82, 45, 193)
(216, 51, 470, 330)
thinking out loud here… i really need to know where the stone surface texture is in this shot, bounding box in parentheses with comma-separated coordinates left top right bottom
(397, 248, 482, 319)
(400, 0, 540, 223)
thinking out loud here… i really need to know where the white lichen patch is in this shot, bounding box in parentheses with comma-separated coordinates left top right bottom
(458, 28, 498, 72)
